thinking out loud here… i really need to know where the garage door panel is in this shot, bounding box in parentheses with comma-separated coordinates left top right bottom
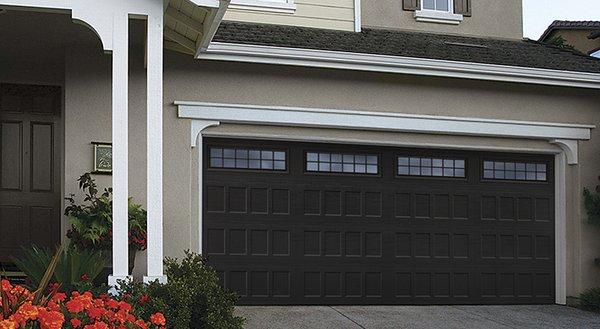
(204, 138, 554, 305)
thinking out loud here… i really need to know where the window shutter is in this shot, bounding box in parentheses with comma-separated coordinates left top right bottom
(403, 0, 420, 11)
(454, 0, 472, 16)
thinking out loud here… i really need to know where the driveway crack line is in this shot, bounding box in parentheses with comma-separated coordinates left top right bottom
(329, 306, 366, 329)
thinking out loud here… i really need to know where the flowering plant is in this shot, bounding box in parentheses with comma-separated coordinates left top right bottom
(65, 174, 147, 251)
(0, 280, 166, 329)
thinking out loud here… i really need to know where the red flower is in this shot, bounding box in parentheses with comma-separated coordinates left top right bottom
(71, 318, 82, 328)
(0, 319, 18, 329)
(138, 294, 150, 304)
(106, 299, 119, 310)
(149, 313, 166, 326)
(1, 280, 11, 292)
(37, 309, 64, 329)
(81, 273, 89, 282)
(86, 306, 105, 320)
(51, 292, 66, 302)
(66, 299, 85, 313)
(118, 301, 132, 312)
(134, 319, 148, 329)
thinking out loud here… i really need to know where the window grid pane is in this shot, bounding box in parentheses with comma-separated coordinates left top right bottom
(482, 160, 547, 182)
(397, 156, 466, 178)
(306, 152, 378, 174)
(209, 147, 286, 171)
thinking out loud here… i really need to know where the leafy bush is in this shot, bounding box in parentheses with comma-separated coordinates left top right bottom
(119, 251, 244, 329)
(65, 173, 148, 251)
(13, 245, 107, 293)
(579, 287, 600, 312)
(583, 183, 600, 227)
(583, 181, 600, 267)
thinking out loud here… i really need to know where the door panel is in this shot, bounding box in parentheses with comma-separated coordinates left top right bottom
(203, 138, 555, 305)
(0, 84, 61, 261)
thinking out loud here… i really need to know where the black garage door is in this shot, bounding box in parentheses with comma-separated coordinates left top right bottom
(203, 138, 555, 305)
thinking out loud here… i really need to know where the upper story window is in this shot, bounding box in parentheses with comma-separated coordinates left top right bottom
(422, 0, 451, 12)
(403, 0, 470, 25)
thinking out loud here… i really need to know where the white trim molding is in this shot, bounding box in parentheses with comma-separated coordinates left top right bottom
(178, 101, 590, 305)
(550, 139, 579, 165)
(176, 101, 593, 143)
(414, 10, 463, 25)
(192, 120, 221, 255)
(196, 0, 231, 54)
(197, 43, 600, 90)
(229, 0, 295, 13)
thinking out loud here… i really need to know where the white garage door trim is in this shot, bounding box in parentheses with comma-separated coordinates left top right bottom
(177, 101, 594, 305)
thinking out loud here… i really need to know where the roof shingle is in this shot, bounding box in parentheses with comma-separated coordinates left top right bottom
(213, 22, 600, 74)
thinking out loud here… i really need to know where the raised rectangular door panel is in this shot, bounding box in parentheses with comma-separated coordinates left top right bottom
(0, 84, 61, 262)
(1, 121, 23, 191)
(204, 138, 555, 305)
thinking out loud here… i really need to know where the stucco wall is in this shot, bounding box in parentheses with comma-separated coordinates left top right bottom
(547, 30, 600, 56)
(362, 0, 523, 39)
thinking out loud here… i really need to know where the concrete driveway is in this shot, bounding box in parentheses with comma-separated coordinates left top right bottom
(236, 305, 600, 329)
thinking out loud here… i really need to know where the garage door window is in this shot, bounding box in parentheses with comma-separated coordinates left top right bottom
(483, 160, 546, 181)
(209, 147, 286, 171)
(397, 156, 465, 178)
(306, 152, 378, 174)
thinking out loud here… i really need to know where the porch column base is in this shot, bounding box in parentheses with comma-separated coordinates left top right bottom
(143, 275, 168, 284)
(107, 275, 133, 288)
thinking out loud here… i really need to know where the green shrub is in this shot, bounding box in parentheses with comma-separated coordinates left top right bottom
(13, 245, 107, 292)
(65, 173, 148, 252)
(119, 251, 244, 329)
(583, 185, 600, 227)
(579, 287, 600, 312)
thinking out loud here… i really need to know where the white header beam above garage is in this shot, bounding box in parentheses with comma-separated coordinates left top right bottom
(177, 101, 593, 165)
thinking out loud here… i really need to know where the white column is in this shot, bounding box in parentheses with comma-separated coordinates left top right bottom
(108, 12, 131, 287)
(555, 152, 567, 305)
(144, 11, 167, 284)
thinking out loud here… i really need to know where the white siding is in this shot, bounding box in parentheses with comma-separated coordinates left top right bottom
(224, 0, 356, 31)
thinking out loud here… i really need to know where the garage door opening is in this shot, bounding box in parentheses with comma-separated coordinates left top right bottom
(202, 138, 555, 305)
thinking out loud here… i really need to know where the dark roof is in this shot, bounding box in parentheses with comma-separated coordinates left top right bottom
(213, 22, 600, 74)
(539, 20, 600, 41)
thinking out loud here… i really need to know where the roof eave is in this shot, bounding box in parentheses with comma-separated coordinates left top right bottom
(197, 42, 600, 90)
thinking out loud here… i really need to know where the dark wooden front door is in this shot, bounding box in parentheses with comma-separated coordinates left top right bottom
(203, 138, 555, 305)
(0, 83, 62, 262)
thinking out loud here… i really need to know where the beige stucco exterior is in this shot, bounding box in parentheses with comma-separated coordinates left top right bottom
(362, 0, 523, 39)
(544, 29, 600, 56)
(2, 11, 600, 298)
(224, 0, 356, 31)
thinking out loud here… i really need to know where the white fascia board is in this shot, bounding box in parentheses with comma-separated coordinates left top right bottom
(197, 42, 600, 90)
(196, 0, 230, 55)
(176, 101, 593, 141)
(0, 0, 68, 10)
(188, 0, 220, 8)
